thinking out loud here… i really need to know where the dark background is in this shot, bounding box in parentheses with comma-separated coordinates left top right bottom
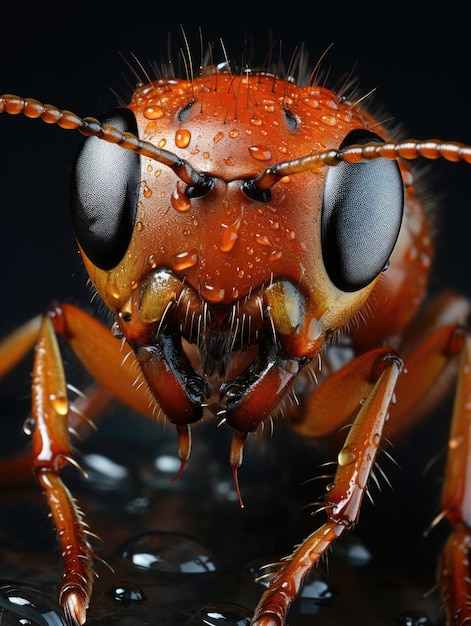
(0, 1, 470, 329)
(0, 2, 470, 624)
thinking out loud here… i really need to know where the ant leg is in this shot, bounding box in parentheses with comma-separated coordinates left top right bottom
(251, 353, 402, 625)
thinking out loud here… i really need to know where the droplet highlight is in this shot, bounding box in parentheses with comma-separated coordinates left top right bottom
(0, 582, 66, 625)
(188, 602, 252, 625)
(175, 129, 191, 148)
(248, 145, 272, 161)
(107, 581, 147, 608)
(171, 249, 198, 271)
(118, 531, 219, 574)
(171, 186, 191, 212)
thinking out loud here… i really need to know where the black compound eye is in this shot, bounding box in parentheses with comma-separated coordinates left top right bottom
(321, 129, 404, 292)
(70, 108, 140, 270)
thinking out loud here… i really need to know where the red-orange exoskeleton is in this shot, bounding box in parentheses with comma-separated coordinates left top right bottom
(1, 40, 471, 625)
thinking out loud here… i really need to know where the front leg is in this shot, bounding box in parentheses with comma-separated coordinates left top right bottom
(31, 314, 95, 625)
(439, 334, 471, 624)
(251, 353, 402, 625)
(1, 304, 160, 625)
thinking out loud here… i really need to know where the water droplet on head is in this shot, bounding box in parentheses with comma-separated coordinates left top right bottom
(248, 145, 272, 161)
(268, 250, 282, 262)
(203, 284, 226, 303)
(171, 186, 192, 212)
(118, 531, 219, 574)
(144, 105, 164, 120)
(111, 321, 123, 339)
(320, 113, 337, 127)
(142, 183, 152, 199)
(175, 129, 191, 148)
(147, 254, 157, 269)
(254, 234, 271, 247)
(220, 218, 242, 252)
(171, 249, 198, 271)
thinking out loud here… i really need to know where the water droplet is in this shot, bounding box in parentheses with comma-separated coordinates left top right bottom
(23, 417, 35, 436)
(142, 183, 152, 198)
(336, 537, 372, 565)
(147, 254, 157, 268)
(371, 432, 381, 446)
(107, 581, 147, 608)
(213, 131, 224, 143)
(202, 284, 226, 303)
(79, 452, 132, 493)
(296, 573, 334, 616)
(250, 116, 263, 126)
(228, 129, 239, 139)
(154, 453, 181, 475)
(0, 582, 66, 625)
(171, 186, 191, 212)
(301, 577, 333, 601)
(327, 98, 339, 110)
(158, 138, 166, 148)
(338, 447, 356, 466)
(307, 317, 322, 341)
(268, 250, 282, 262)
(395, 610, 434, 626)
(111, 321, 123, 339)
(172, 249, 198, 270)
(263, 100, 276, 113)
(248, 145, 272, 161)
(175, 129, 191, 148)
(118, 531, 219, 574)
(49, 393, 68, 416)
(320, 113, 337, 127)
(420, 253, 431, 269)
(304, 96, 320, 108)
(187, 602, 252, 625)
(220, 218, 242, 252)
(449, 434, 463, 450)
(144, 121, 157, 137)
(254, 234, 271, 246)
(144, 105, 164, 120)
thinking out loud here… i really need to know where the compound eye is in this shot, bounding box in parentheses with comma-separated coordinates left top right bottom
(321, 129, 404, 292)
(70, 108, 140, 270)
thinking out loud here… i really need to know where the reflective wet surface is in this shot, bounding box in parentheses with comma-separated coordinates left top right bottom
(0, 409, 448, 625)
